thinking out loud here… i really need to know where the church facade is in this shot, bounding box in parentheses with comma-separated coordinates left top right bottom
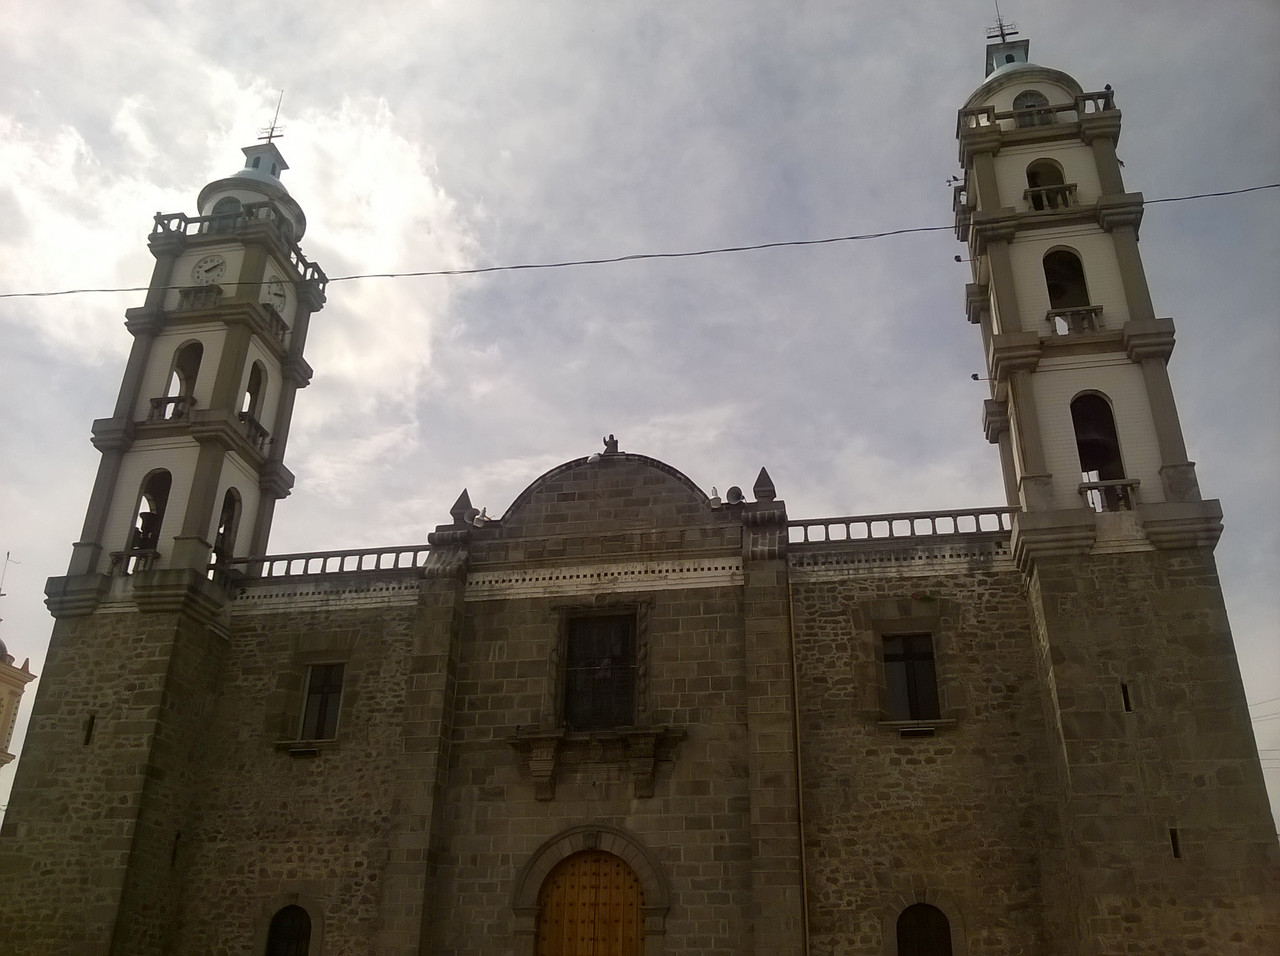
(1, 36, 1276, 956)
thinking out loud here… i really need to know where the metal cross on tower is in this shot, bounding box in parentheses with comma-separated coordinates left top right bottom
(258, 90, 286, 143)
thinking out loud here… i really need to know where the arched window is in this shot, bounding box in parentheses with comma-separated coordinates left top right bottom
(1072, 393, 1128, 511)
(1013, 89, 1054, 127)
(241, 362, 267, 421)
(211, 196, 241, 234)
(264, 904, 311, 956)
(212, 489, 241, 566)
(130, 470, 172, 554)
(536, 850, 643, 956)
(897, 903, 953, 956)
(1043, 249, 1090, 311)
(1026, 159, 1068, 211)
(163, 340, 203, 420)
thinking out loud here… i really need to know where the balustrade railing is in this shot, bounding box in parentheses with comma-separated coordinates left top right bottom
(1045, 305, 1104, 335)
(957, 90, 1116, 137)
(1025, 183, 1078, 211)
(788, 507, 1015, 545)
(177, 285, 223, 311)
(152, 205, 328, 292)
(236, 412, 270, 453)
(1079, 478, 1139, 513)
(223, 544, 433, 579)
(148, 395, 196, 423)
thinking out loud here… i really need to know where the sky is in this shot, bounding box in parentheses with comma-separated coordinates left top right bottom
(1, 1, 1277, 822)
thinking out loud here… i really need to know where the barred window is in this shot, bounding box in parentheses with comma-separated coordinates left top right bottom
(300, 663, 344, 740)
(883, 635, 941, 721)
(564, 615, 636, 731)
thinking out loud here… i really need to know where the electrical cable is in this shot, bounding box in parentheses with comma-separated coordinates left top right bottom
(0, 183, 1275, 301)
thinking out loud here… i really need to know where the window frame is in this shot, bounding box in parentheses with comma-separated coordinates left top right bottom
(559, 611, 639, 732)
(298, 662, 345, 741)
(882, 633, 942, 723)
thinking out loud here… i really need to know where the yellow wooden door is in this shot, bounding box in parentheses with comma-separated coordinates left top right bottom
(536, 850, 644, 956)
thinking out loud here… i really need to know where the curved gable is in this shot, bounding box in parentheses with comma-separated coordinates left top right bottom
(500, 453, 712, 538)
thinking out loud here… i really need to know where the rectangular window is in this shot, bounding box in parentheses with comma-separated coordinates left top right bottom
(300, 663, 344, 740)
(564, 614, 636, 731)
(883, 634, 941, 721)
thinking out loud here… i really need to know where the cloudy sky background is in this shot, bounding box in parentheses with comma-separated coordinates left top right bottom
(1, 1, 1277, 821)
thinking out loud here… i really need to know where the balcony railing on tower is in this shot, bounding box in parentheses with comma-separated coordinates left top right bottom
(1045, 305, 1104, 336)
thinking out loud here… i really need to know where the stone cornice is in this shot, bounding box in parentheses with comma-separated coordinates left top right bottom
(969, 212, 1018, 255)
(1079, 111, 1123, 145)
(983, 399, 1009, 443)
(123, 306, 165, 337)
(1011, 509, 1099, 574)
(90, 417, 136, 453)
(989, 331, 1042, 381)
(1123, 317, 1176, 362)
(44, 574, 112, 618)
(282, 353, 314, 388)
(1138, 500, 1224, 551)
(259, 460, 295, 499)
(130, 568, 231, 627)
(965, 282, 989, 325)
(1097, 193, 1145, 233)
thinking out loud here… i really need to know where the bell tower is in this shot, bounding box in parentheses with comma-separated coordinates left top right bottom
(955, 29, 1279, 953)
(68, 137, 326, 580)
(0, 139, 328, 954)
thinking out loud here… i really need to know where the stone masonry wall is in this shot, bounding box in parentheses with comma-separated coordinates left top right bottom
(791, 546, 1062, 955)
(426, 583, 755, 955)
(1028, 548, 1280, 955)
(172, 588, 421, 952)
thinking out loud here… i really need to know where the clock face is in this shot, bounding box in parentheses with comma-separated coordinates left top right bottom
(192, 255, 227, 285)
(266, 277, 287, 310)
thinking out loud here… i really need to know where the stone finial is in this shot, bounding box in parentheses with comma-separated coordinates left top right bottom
(753, 467, 776, 502)
(603, 434, 619, 454)
(450, 489, 473, 525)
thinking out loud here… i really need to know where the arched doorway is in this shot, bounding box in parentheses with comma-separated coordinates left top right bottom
(897, 902, 953, 956)
(264, 903, 311, 956)
(536, 850, 644, 955)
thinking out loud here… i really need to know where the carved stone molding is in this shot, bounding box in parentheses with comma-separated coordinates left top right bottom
(507, 726, 685, 801)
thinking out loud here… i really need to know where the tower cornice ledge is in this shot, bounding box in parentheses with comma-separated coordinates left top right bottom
(990, 332, 1042, 380)
(1138, 499, 1223, 550)
(1011, 509, 1099, 573)
(130, 568, 232, 630)
(1096, 193, 1145, 233)
(90, 417, 136, 453)
(1079, 110, 1123, 145)
(1123, 317, 1176, 362)
(124, 306, 165, 337)
(965, 282, 989, 325)
(44, 573, 112, 618)
(969, 212, 1018, 254)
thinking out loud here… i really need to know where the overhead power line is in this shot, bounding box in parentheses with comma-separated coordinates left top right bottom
(0, 183, 1275, 301)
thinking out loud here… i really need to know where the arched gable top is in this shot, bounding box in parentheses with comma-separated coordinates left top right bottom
(512, 825, 670, 916)
(499, 453, 713, 533)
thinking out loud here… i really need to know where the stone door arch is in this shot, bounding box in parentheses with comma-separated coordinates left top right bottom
(514, 826, 670, 956)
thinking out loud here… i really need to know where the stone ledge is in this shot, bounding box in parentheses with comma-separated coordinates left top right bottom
(508, 725, 685, 800)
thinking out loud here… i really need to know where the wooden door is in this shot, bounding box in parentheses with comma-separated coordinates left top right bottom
(536, 850, 644, 956)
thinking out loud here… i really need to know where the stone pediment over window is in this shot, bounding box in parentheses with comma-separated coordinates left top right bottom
(508, 725, 685, 800)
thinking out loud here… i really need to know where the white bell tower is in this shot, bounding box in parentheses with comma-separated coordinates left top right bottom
(67, 136, 327, 579)
(954, 30, 1221, 560)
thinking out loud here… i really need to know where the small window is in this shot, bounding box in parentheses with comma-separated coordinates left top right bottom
(251, 156, 261, 169)
(1043, 249, 1090, 310)
(1013, 89, 1053, 127)
(300, 664, 344, 740)
(163, 341, 203, 419)
(130, 470, 172, 553)
(265, 904, 311, 956)
(883, 634, 940, 721)
(212, 489, 241, 566)
(564, 614, 636, 731)
(897, 903, 952, 956)
(211, 196, 241, 235)
(1026, 160, 1068, 211)
(242, 362, 267, 421)
(1072, 393, 1128, 511)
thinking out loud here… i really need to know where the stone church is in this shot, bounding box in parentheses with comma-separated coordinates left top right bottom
(1, 33, 1276, 956)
